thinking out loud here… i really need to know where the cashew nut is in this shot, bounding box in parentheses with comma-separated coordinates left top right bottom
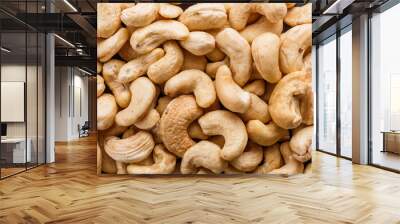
(147, 41, 184, 84)
(155, 96, 172, 115)
(198, 110, 247, 161)
(289, 126, 313, 162)
(181, 141, 228, 174)
(182, 50, 207, 71)
(253, 3, 287, 24)
(255, 143, 284, 174)
(230, 142, 263, 172)
(216, 28, 252, 86)
(188, 121, 208, 140)
(97, 3, 121, 38)
(102, 59, 131, 108)
(269, 142, 304, 175)
(206, 48, 225, 62)
(121, 126, 137, 139)
(164, 69, 216, 108)
(240, 94, 271, 123)
(130, 20, 189, 55)
(240, 17, 283, 43)
(127, 144, 176, 174)
(247, 120, 289, 146)
(97, 75, 105, 97)
(215, 65, 251, 113)
(179, 31, 215, 56)
(284, 3, 312, 27)
(121, 3, 159, 27)
(97, 27, 129, 62)
(97, 93, 118, 131)
(101, 123, 128, 137)
(118, 41, 139, 61)
(159, 3, 183, 19)
(160, 95, 203, 157)
(228, 3, 252, 31)
(179, 3, 227, 31)
(302, 53, 312, 73)
(300, 83, 314, 125)
(243, 80, 265, 96)
(97, 61, 102, 73)
(205, 58, 229, 79)
(115, 77, 157, 127)
(134, 109, 160, 130)
(98, 134, 117, 174)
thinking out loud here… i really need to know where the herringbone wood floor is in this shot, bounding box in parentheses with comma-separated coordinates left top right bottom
(0, 136, 399, 224)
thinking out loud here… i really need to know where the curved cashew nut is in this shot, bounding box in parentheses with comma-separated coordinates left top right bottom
(134, 109, 160, 130)
(97, 75, 105, 97)
(181, 141, 228, 174)
(127, 144, 176, 174)
(102, 59, 131, 108)
(215, 65, 251, 113)
(240, 17, 283, 43)
(188, 121, 208, 140)
(230, 142, 263, 172)
(243, 80, 265, 96)
(97, 93, 118, 131)
(155, 96, 172, 115)
(147, 41, 184, 84)
(115, 77, 157, 127)
(118, 48, 165, 84)
(198, 110, 248, 161)
(159, 3, 183, 19)
(216, 28, 252, 86)
(247, 120, 289, 146)
(240, 94, 271, 123)
(182, 50, 207, 71)
(269, 142, 304, 175)
(289, 126, 313, 162)
(97, 28, 129, 62)
(164, 69, 216, 108)
(252, 32, 282, 83)
(280, 24, 312, 74)
(121, 3, 159, 27)
(255, 143, 284, 174)
(179, 31, 215, 56)
(269, 71, 311, 129)
(228, 3, 252, 31)
(130, 20, 189, 55)
(97, 3, 121, 38)
(160, 95, 203, 157)
(104, 131, 154, 163)
(284, 3, 312, 27)
(253, 3, 287, 24)
(179, 3, 227, 31)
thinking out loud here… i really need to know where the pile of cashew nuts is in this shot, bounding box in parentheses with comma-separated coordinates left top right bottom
(97, 3, 313, 175)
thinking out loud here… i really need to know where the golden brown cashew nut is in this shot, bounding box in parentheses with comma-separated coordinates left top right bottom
(164, 69, 216, 108)
(118, 48, 164, 84)
(182, 50, 207, 71)
(97, 3, 121, 38)
(240, 17, 283, 43)
(104, 131, 154, 163)
(188, 121, 208, 140)
(247, 120, 289, 146)
(179, 3, 227, 31)
(198, 110, 248, 161)
(97, 75, 105, 97)
(181, 141, 228, 174)
(253, 3, 287, 24)
(230, 142, 263, 172)
(102, 59, 131, 108)
(216, 28, 252, 86)
(243, 80, 265, 96)
(147, 41, 184, 84)
(159, 3, 183, 19)
(280, 24, 312, 74)
(252, 32, 282, 83)
(240, 94, 271, 123)
(127, 144, 176, 174)
(269, 142, 304, 175)
(120, 3, 159, 27)
(97, 94, 118, 131)
(290, 126, 313, 162)
(97, 28, 129, 62)
(179, 31, 215, 56)
(215, 65, 251, 113)
(160, 95, 203, 157)
(155, 96, 172, 115)
(130, 20, 189, 55)
(269, 71, 311, 129)
(255, 143, 284, 174)
(284, 3, 312, 27)
(115, 77, 157, 127)
(133, 109, 160, 130)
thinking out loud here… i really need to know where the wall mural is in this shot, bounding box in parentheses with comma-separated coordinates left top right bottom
(96, 3, 313, 175)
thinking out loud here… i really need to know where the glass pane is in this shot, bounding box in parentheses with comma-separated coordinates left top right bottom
(38, 32, 45, 165)
(317, 36, 337, 154)
(371, 4, 400, 171)
(340, 28, 352, 158)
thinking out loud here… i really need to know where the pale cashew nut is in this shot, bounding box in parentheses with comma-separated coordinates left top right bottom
(206, 48, 225, 62)
(284, 3, 312, 27)
(255, 143, 284, 174)
(182, 50, 207, 71)
(247, 120, 289, 146)
(230, 142, 263, 172)
(115, 77, 157, 127)
(228, 3, 252, 31)
(181, 141, 228, 174)
(240, 94, 271, 123)
(205, 58, 229, 79)
(215, 65, 250, 113)
(198, 110, 248, 161)
(179, 3, 227, 31)
(269, 71, 311, 129)
(164, 69, 216, 108)
(188, 121, 208, 140)
(253, 3, 287, 24)
(240, 17, 283, 43)
(269, 142, 304, 175)
(159, 3, 183, 19)
(118, 48, 165, 84)
(97, 94, 118, 130)
(102, 59, 131, 108)
(243, 80, 265, 96)
(280, 24, 312, 74)
(289, 126, 313, 162)
(97, 28, 129, 62)
(155, 96, 172, 115)
(160, 95, 203, 157)
(97, 3, 121, 38)
(252, 32, 282, 83)
(216, 28, 252, 86)
(121, 3, 159, 27)
(134, 109, 160, 130)
(179, 31, 215, 56)
(130, 20, 189, 54)
(147, 41, 184, 84)
(127, 144, 176, 174)
(97, 75, 105, 97)
(104, 131, 154, 163)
